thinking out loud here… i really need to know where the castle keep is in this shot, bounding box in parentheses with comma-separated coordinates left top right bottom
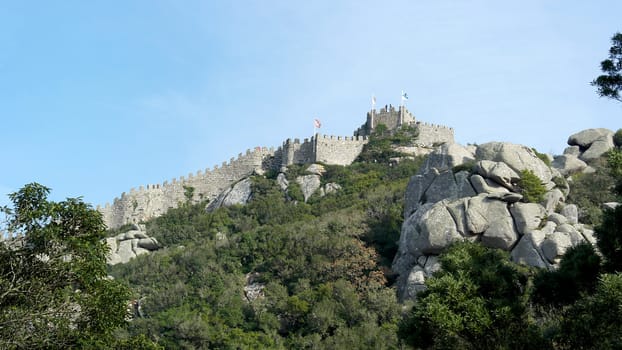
(99, 106, 454, 229)
(355, 105, 454, 146)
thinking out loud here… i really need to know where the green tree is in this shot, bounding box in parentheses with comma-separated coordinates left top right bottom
(594, 149, 622, 273)
(613, 128, 622, 148)
(592, 32, 622, 102)
(557, 273, 622, 349)
(532, 243, 601, 306)
(518, 169, 547, 203)
(399, 242, 549, 349)
(0, 183, 133, 348)
(596, 205, 622, 273)
(608, 148, 622, 184)
(567, 163, 617, 226)
(357, 124, 419, 163)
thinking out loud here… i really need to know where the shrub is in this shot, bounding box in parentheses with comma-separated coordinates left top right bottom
(557, 273, 622, 349)
(452, 160, 476, 174)
(532, 148, 552, 166)
(532, 243, 601, 306)
(398, 242, 548, 349)
(613, 128, 622, 148)
(551, 176, 567, 190)
(596, 205, 622, 272)
(567, 166, 617, 225)
(518, 169, 547, 203)
(287, 182, 305, 202)
(356, 124, 419, 163)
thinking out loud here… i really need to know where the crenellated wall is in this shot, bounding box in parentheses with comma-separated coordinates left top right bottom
(279, 138, 315, 167)
(354, 106, 454, 146)
(98, 135, 371, 229)
(99, 104, 452, 229)
(98, 147, 274, 229)
(315, 134, 368, 165)
(414, 122, 454, 146)
(355, 105, 415, 136)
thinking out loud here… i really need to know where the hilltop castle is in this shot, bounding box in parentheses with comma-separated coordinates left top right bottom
(99, 106, 455, 229)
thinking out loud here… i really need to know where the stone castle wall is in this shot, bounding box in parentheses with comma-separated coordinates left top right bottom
(280, 138, 315, 167)
(99, 105, 452, 229)
(99, 148, 273, 229)
(414, 122, 454, 147)
(99, 134, 370, 229)
(315, 134, 368, 165)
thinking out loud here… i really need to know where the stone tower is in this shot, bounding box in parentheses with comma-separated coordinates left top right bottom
(354, 105, 416, 136)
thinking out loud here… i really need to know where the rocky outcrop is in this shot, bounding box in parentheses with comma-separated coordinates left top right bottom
(206, 178, 253, 212)
(393, 140, 593, 301)
(403, 143, 476, 218)
(419, 143, 475, 173)
(296, 175, 322, 202)
(305, 163, 326, 176)
(475, 142, 553, 184)
(243, 272, 265, 302)
(551, 128, 615, 177)
(568, 128, 614, 162)
(276, 173, 289, 191)
(552, 155, 589, 176)
(105, 224, 160, 265)
(279, 164, 341, 201)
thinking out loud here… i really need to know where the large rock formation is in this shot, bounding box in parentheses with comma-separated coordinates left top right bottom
(567, 128, 614, 162)
(552, 128, 615, 176)
(393, 139, 599, 301)
(206, 178, 254, 212)
(105, 224, 161, 265)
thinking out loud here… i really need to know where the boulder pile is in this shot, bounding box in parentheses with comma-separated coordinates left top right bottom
(393, 130, 614, 300)
(553, 128, 614, 175)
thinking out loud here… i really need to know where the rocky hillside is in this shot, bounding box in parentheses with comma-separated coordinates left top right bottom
(104, 126, 622, 349)
(390, 128, 619, 301)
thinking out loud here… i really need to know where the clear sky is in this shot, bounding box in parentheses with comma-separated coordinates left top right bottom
(0, 1, 620, 207)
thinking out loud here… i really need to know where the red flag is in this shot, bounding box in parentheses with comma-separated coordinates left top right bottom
(314, 119, 322, 128)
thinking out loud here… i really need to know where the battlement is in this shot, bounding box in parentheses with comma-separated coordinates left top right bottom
(99, 147, 275, 228)
(414, 121, 454, 146)
(416, 121, 454, 131)
(100, 101, 453, 229)
(355, 105, 415, 137)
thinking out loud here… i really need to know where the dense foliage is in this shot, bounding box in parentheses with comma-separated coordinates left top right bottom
(357, 123, 420, 163)
(108, 136, 423, 348)
(103, 128, 622, 349)
(532, 243, 601, 306)
(8, 120, 616, 348)
(399, 242, 548, 350)
(0, 184, 153, 349)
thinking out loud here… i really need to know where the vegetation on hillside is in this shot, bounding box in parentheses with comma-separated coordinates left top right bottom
(356, 123, 420, 163)
(0, 184, 158, 349)
(106, 130, 424, 348)
(517, 169, 547, 203)
(2, 71, 621, 347)
(105, 124, 622, 349)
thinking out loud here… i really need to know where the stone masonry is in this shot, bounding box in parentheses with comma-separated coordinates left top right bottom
(99, 106, 454, 229)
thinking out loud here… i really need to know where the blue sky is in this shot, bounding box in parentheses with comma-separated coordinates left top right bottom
(0, 1, 620, 207)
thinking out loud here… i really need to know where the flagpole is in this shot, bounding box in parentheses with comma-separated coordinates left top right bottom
(371, 94, 375, 133)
